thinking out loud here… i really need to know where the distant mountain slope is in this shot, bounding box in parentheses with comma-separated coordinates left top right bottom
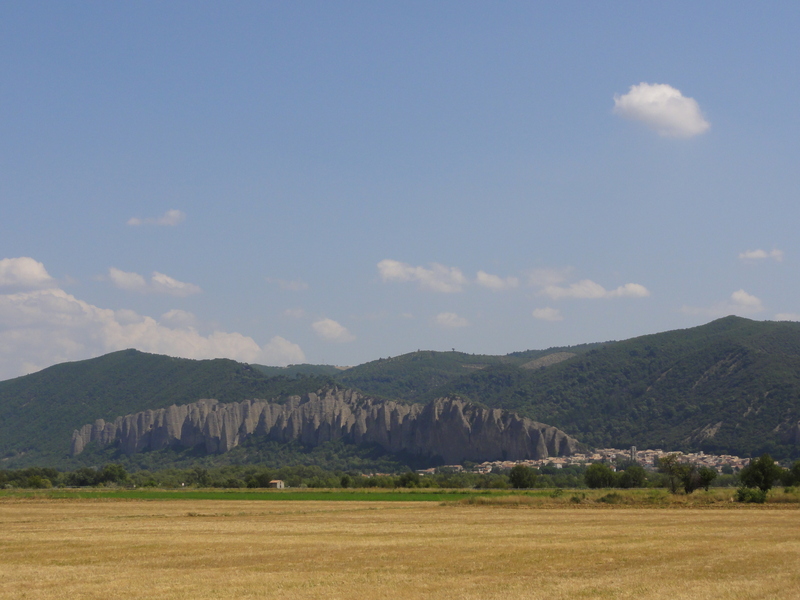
(336, 344, 599, 402)
(425, 317, 800, 458)
(0, 349, 332, 467)
(252, 363, 344, 378)
(4, 316, 800, 468)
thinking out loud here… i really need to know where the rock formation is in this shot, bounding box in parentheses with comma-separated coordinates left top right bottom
(71, 388, 582, 463)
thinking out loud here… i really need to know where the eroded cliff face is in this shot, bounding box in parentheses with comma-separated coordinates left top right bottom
(71, 388, 582, 463)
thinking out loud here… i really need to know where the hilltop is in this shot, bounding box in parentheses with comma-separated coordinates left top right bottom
(0, 350, 332, 467)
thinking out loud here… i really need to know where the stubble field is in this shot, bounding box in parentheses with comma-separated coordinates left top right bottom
(1, 498, 798, 600)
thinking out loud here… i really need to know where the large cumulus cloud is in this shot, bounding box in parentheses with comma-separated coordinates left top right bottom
(0, 258, 305, 380)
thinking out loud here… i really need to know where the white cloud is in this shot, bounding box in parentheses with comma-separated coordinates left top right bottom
(377, 259, 467, 293)
(159, 309, 197, 328)
(0, 286, 305, 380)
(127, 209, 186, 227)
(435, 312, 469, 328)
(532, 307, 563, 322)
(739, 248, 784, 262)
(284, 308, 306, 319)
(730, 289, 763, 310)
(312, 318, 355, 343)
(542, 279, 650, 300)
(150, 272, 202, 297)
(108, 268, 201, 297)
(260, 336, 306, 365)
(681, 289, 764, 317)
(476, 271, 519, 291)
(0, 257, 54, 289)
(266, 278, 309, 291)
(775, 313, 800, 322)
(108, 268, 148, 292)
(527, 267, 571, 287)
(613, 83, 710, 138)
(609, 283, 651, 298)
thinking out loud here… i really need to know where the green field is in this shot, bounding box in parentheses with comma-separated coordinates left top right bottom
(3, 486, 799, 506)
(0, 487, 486, 502)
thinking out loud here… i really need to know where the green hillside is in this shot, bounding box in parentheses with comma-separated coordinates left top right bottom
(0, 350, 332, 467)
(336, 344, 600, 401)
(422, 317, 800, 458)
(252, 363, 344, 378)
(3, 316, 800, 468)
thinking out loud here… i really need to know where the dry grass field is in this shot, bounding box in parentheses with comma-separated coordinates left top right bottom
(1, 498, 799, 600)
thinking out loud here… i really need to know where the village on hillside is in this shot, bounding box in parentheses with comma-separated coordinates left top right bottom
(416, 448, 751, 476)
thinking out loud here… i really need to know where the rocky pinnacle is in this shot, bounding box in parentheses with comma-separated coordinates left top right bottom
(71, 387, 582, 464)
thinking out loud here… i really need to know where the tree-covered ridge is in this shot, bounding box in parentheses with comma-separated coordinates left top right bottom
(423, 317, 800, 458)
(251, 363, 345, 378)
(4, 316, 800, 467)
(336, 344, 600, 402)
(0, 349, 333, 467)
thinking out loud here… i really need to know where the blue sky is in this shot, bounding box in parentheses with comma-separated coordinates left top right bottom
(1, 2, 799, 379)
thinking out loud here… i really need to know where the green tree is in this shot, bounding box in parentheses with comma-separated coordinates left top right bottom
(584, 463, 615, 489)
(508, 465, 538, 489)
(697, 466, 718, 491)
(98, 464, 129, 485)
(617, 464, 647, 489)
(739, 454, 783, 492)
(780, 460, 800, 487)
(656, 454, 682, 494)
(397, 471, 421, 488)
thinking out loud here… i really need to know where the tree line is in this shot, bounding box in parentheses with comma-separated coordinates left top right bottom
(5, 457, 799, 493)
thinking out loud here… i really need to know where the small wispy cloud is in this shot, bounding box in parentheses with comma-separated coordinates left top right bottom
(775, 313, 800, 322)
(312, 318, 355, 342)
(267, 277, 309, 291)
(476, 271, 519, 291)
(739, 248, 783, 262)
(159, 309, 197, 329)
(127, 209, 186, 227)
(108, 268, 201, 297)
(284, 308, 306, 319)
(613, 82, 710, 138)
(542, 280, 650, 300)
(435, 312, 469, 328)
(377, 259, 467, 293)
(527, 268, 571, 288)
(682, 289, 764, 317)
(532, 307, 563, 322)
(730, 289, 763, 311)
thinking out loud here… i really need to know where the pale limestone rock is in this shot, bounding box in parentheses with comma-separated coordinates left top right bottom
(70, 388, 583, 462)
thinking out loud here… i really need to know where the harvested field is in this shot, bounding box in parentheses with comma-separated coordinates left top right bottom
(1, 499, 799, 599)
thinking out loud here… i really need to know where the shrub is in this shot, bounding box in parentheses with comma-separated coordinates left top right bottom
(584, 463, 615, 489)
(508, 465, 538, 489)
(397, 472, 421, 488)
(739, 454, 783, 492)
(598, 492, 623, 504)
(735, 487, 767, 503)
(617, 464, 647, 488)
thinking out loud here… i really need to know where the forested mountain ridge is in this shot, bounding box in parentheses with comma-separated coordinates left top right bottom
(3, 316, 800, 467)
(0, 350, 333, 467)
(334, 343, 601, 401)
(419, 317, 800, 458)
